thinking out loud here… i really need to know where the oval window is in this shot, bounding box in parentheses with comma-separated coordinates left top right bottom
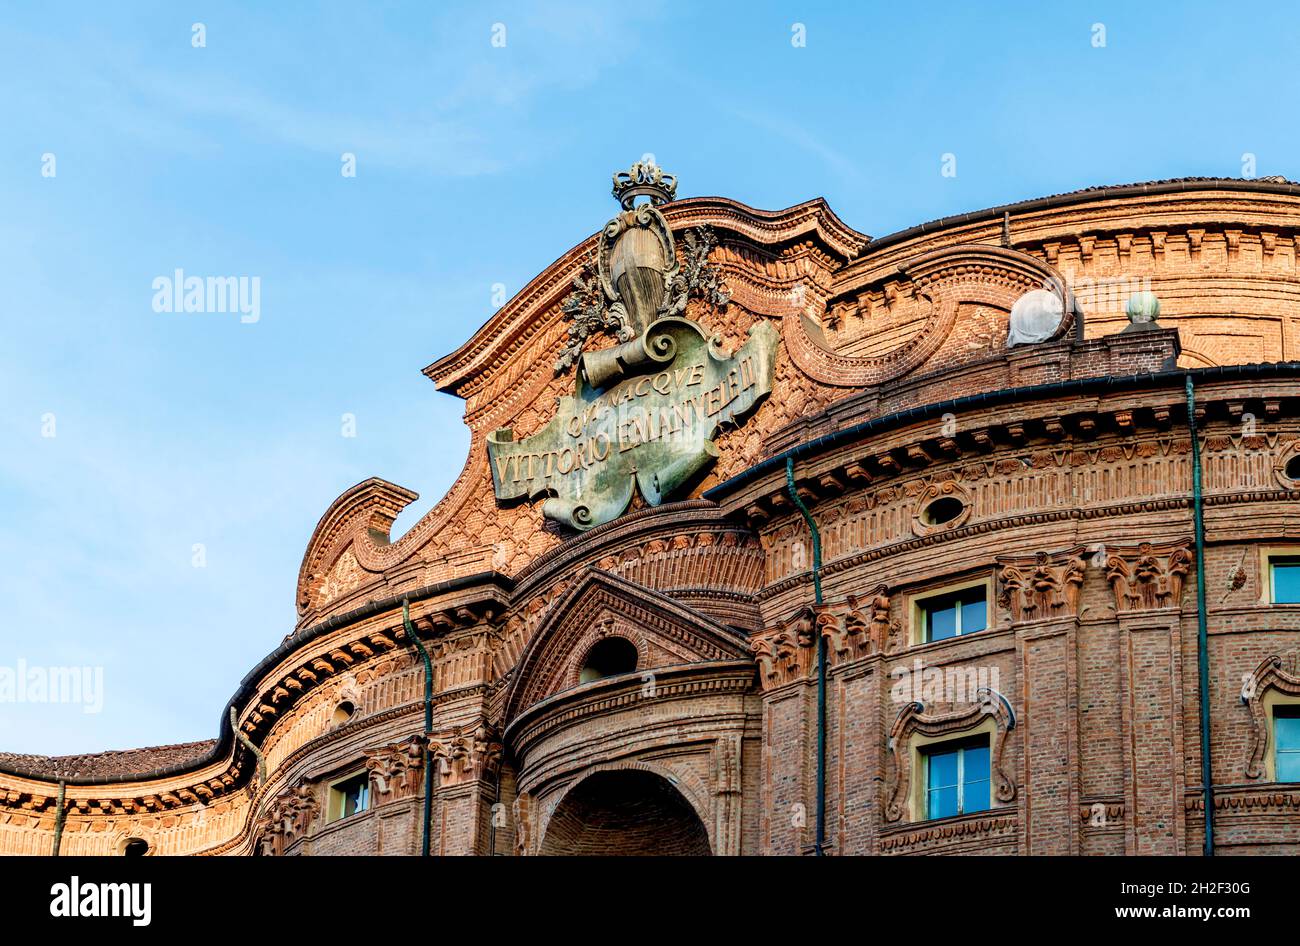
(122, 838, 149, 856)
(332, 700, 356, 727)
(922, 496, 965, 527)
(1286, 455, 1300, 481)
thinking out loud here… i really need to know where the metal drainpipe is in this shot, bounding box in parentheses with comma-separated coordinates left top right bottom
(488, 760, 504, 856)
(1185, 375, 1215, 856)
(230, 705, 266, 786)
(50, 779, 66, 856)
(403, 599, 435, 858)
(786, 457, 827, 856)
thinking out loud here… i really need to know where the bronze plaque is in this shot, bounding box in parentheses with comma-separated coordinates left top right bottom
(489, 317, 778, 529)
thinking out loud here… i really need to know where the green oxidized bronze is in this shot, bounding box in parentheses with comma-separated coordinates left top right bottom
(489, 160, 777, 531)
(489, 316, 778, 530)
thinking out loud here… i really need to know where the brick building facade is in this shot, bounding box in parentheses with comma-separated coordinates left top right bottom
(6, 170, 1300, 855)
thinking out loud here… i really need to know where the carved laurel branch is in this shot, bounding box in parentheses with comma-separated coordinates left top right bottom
(554, 253, 632, 373)
(1243, 654, 1300, 779)
(884, 689, 1017, 823)
(670, 225, 731, 314)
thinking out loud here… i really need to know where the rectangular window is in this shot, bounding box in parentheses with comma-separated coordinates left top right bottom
(1276, 707, 1300, 782)
(920, 586, 988, 643)
(328, 772, 370, 823)
(1271, 556, 1300, 604)
(923, 737, 991, 820)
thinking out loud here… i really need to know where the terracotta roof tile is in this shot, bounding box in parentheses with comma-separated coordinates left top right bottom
(0, 739, 218, 780)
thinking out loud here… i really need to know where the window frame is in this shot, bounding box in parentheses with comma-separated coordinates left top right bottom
(906, 717, 999, 822)
(912, 577, 992, 645)
(326, 770, 371, 823)
(920, 734, 993, 821)
(1269, 554, 1300, 604)
(1274, 702, 1300, 783)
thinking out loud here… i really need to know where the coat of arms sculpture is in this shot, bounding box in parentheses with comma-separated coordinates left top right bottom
(488, 161, 779, 530)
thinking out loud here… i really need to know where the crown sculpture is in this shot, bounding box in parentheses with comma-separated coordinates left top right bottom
(612, 160, 678, 209)
(487, 161, 778, 530)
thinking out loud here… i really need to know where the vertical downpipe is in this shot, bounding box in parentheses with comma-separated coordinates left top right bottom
(50, 779, 66, 856)
(1185, 375, 1215, 856)
(786, 457, 827, 856)
(230, 705, 266, 786)
(404, 599, 435, 857)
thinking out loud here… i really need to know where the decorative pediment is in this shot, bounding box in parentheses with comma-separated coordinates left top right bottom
(502, 569, 751, 722)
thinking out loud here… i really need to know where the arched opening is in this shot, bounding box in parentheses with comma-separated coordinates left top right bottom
(578, 637, 639, 684)
(538, 770, 711, 856)
(122, 838, 149, 856)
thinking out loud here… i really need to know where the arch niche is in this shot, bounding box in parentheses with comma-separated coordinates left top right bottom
(537, 769, 712, 856)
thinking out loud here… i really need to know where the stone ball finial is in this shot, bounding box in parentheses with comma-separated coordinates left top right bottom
(1120, 291, 1162, 334)
(1125, 291, 1161, 324)
(1006, 288, 1064, 347)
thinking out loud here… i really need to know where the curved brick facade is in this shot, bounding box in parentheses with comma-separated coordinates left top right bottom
(6, 177, 1300, 856)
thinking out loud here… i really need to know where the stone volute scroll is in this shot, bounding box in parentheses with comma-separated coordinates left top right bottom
(487, 161, 779, 531)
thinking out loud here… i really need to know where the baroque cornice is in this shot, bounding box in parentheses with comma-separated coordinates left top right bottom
(0, 596, 498, 830)
(504, 661, 756, 758)
(848, 179, 1300, 269)
(509, 499, 731, 595)
(756, 495, 1279, 602)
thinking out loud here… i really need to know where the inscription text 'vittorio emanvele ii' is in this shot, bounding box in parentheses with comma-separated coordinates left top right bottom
(488, 161, 778, 531)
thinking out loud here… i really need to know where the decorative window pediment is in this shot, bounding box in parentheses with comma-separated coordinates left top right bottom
(502, 569, 750, 722)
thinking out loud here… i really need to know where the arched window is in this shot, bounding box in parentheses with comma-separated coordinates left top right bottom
(579, 637, 639, 684)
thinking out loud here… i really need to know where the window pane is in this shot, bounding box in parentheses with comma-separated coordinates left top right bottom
(336, 775, 370, 819)
(928, 785, 959, 820)
(959, 592, 987, 634)
(962, 744, 990, 778)
(963, 776, 990, 813)
(1277, 715, 1300, 781)
(961, 744, 991, 813)
(926, 601, 958, 641)
(927, 749, 959, 789)
(1278, 713, 1300, 750)
(1274, 562, 1300, 603)
(1278, 751, 1300, 783)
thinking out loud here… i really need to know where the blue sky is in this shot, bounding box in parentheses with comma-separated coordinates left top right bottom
(2, 1, 1297, 756)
